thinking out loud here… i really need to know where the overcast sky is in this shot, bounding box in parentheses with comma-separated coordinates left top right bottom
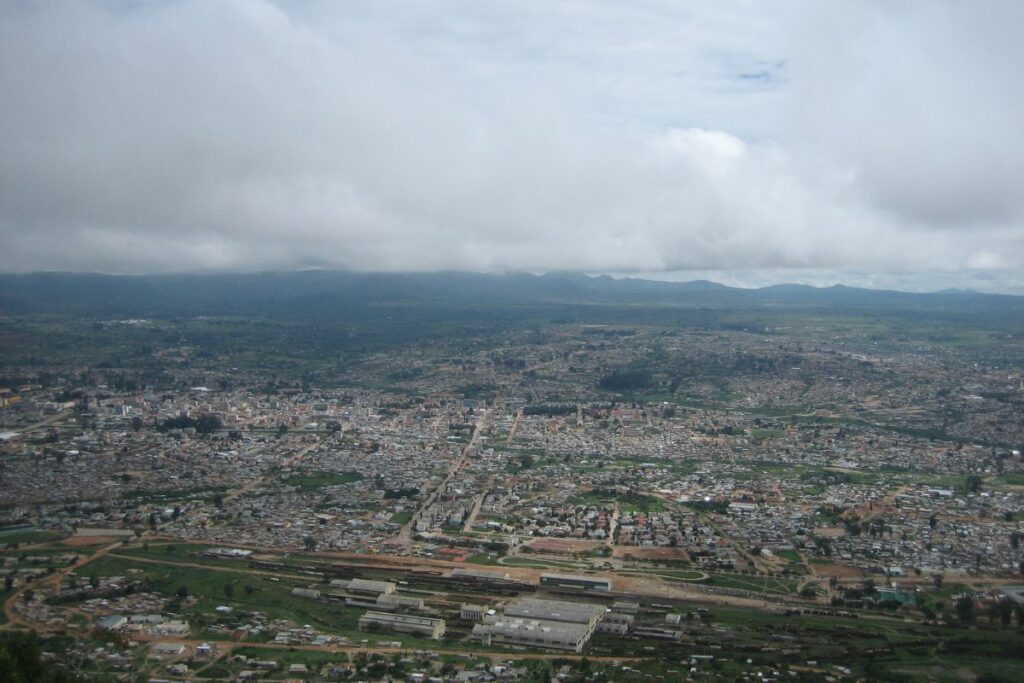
(1, 1, 1022, 292)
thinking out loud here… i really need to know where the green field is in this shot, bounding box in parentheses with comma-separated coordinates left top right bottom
(0, 528, 62, 545)
(0, 544, 79, 558)
(466, 552, 504, 566)
(502, 556, 580, 569)
(569, 490, 667, 513)
(996, 473, 1024, 486)
(620, 568, 704, 581)
(389, 510, 413, 524)
(704, 572, 800, 595)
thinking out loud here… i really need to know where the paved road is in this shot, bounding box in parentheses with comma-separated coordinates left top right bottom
(461, 475, 494, 533)
(606, 502, 620, 549)
(398, 406, 493, 544)
(506, 407, 523, 441)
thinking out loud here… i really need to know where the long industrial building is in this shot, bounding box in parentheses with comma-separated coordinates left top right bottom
(473, 617, 593, 652)
(471, 597, 605, 652)
(358, 611, 445, 639)
(503, 597, 605, 626)
(334, 578, 396, 596)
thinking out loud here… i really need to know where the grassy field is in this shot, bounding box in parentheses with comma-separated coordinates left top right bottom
(0, 544, 80, 558)
(620, 568, 704, 580)
(502, 556, 580, 569)
(704, 572, 800, 595)
(775, 549, 801, 562)
(466, 552, 504, 566)
(230, 645, 350, 669)
(389, 510, 413, 524)
(0, 527, 63, 545)
(284, 471, 365, 490)
(569, 490, 667, 513)
(113, 544, 274, 572)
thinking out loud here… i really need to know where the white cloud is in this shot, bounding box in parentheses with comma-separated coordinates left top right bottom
(0, 1, 1021, 290)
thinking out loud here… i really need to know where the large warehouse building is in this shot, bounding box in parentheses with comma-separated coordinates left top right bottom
(358, 612, 446, 639)
(471, 598, 605, 652)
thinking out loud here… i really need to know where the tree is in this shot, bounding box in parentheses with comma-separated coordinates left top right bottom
(598, 369, 652, 393)
(303, 535, 317, 551)
(157, 413, 221, 435)
(194, 413, 222, 435)
(977, 674, 1016, 683)
(223, 583, 235, 599)
(998, 600, 1013, 627)
(176, 585, 189, 600)
(955, 596, 975, 625)
(0, 631, 78, 683)
(987, 602, 1001, 625)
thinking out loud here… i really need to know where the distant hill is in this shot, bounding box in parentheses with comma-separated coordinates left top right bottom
(0, 270, 1021, 322)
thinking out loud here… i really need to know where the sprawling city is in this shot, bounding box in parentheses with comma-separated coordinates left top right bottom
(1, 273, 1023, 681)
(3, 1, 1024, 681)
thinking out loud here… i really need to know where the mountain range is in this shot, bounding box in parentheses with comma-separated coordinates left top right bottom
(1, 271, 1021, 321)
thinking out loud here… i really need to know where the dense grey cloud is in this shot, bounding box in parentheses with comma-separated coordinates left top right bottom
(1, 1, 1021, 290)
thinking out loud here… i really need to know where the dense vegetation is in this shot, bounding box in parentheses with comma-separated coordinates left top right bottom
(0, 632, 95, 683)
(156, 413, 223, 434)
(598, 369, 652, 392)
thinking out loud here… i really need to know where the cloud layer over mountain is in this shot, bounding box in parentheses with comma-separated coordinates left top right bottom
(1, 1, 1022, 290)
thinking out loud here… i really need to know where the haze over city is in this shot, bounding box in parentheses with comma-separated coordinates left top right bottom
(2, 1, 1023, 292)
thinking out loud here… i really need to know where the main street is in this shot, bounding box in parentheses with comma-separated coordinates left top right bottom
(398, 404, 493, 544)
